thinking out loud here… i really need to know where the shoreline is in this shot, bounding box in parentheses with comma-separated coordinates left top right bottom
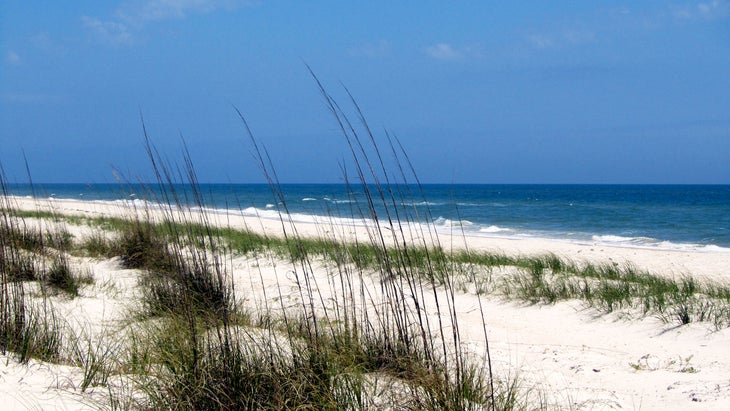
(8, 183, 730, 254)
(10, 195, 730, 282)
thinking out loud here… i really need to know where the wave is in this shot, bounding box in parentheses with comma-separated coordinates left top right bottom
(591, 234, 658, 245)
(96, 198, 157, 209)
(456, 202, 509, 207)
(433, 217, 474, 228)
(479, 225, 514, 234)
(403, 201, 444, 207)
(590, 235, 730, 253)
(235, 206, 370, 228)
(320, 196, 356, 204)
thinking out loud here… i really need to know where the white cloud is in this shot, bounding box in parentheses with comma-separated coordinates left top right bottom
(82, 16, 134, 46)
(5, 51, 21, 66)
(425, 43, 462, 60)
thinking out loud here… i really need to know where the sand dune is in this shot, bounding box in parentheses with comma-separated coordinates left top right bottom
(3, 196, 730, 410)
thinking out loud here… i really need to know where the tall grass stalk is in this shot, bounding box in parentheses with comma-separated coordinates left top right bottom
(232, 71, 499, 409)
(0, 164, 64, 363)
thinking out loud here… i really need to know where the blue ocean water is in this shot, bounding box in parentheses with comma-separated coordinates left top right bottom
(7, 183, 730, 252)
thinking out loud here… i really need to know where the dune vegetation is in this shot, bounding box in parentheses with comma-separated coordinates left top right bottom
(2, 86, 730, 410)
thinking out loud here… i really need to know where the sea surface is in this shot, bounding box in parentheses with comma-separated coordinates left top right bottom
(7, 183, 730, 252)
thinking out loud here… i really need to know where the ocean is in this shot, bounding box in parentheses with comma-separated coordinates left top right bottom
(7, 183, 730, 252)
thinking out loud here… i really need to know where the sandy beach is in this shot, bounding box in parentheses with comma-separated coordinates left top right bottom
(3, 196, 730, 410)
(20, 196, 730, 280)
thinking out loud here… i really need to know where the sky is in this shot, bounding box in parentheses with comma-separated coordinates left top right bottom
(1, 1, 729, 184)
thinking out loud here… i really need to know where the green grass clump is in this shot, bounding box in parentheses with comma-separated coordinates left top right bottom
(1, 251, 37, 282)
(0, 297, 64, 363)
(43, 255, 93, 297)
(139, 256, 231, 319)
(491, 254, 730, 328)
(45, 256, 79, 295)
(0, 249, 64, 363)
(1, 173, 64, 363)
(128, 311, 498, 410)
(118, 221, 170, 271)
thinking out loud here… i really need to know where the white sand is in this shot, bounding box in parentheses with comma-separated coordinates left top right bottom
(3, 196, 730, 410)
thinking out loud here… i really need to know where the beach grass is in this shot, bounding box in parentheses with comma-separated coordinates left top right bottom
(17, 203, 730, 329)
(2, 89, 730, 410)
(13, 204, 730, 331)
(1, 170, 65, 364)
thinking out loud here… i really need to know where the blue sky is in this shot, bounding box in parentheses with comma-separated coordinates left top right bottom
(1, 1, 729, 184)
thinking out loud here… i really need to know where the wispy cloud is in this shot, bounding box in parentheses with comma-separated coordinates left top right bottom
(672, 0, 730, 20)
(82, 0, 256, 46)
(117, 0, 255, 24)
(525, 34, 555, 49)
(31, 32, 55, 50)
(424, 43, 483, 61)
(4, 51, 21, 66)
(82, 16, 134, 46)
(425, 43, 461, 60)
(348, 40, 390, 58)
